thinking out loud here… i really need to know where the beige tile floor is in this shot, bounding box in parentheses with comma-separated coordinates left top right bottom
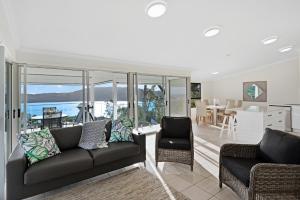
(27, 122, 242, 200)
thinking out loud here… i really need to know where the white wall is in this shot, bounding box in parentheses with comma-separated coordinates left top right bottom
(194, 58, 300, 106)
(0, 0, 17, 60)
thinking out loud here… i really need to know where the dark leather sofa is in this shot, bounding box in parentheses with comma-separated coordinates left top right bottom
(7, 125, 146, 200)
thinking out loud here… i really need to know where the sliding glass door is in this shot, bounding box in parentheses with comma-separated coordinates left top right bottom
(168, 77, 188, 117)
(14, 65, 190, 136)
(87, 71, 128, 121)
(21, 67, 84, 133)
(136, 74, 165, 127)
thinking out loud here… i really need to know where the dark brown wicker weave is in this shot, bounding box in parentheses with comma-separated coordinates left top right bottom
(155, 118, 194, 171)
(219, 143, 300, 200)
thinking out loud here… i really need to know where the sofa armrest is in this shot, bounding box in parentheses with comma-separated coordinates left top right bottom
(6, 144, 28, 199)
(249, 163, 300, 197)
(220, 143, 259, 161)
(190, 128, 194, 159)
(132, 133, 146, 161)
(155, 130, 162, 162)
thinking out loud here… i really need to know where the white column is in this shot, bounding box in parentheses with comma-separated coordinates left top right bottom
(127, 73, 134, 119)
(186, 77, 191, 117)
(298, 54, 300, 103)
(0, 45, 6, 200)
(112, 79, 118, 120)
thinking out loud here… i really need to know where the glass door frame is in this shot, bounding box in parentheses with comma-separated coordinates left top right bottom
(134, 73, 190, 128)
(85, 70, 130, 122)
(167, 76, 191, 117)
(19, 65, 86, 133)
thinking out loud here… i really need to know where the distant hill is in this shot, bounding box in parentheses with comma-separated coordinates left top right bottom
(27, 87, 163, 103)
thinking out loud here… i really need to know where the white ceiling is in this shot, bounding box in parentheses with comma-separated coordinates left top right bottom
(5, 0, 300, 79)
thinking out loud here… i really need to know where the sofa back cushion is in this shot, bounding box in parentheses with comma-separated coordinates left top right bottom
(161, 116, 191, 139)
(51, 126, 82, 151)
(259, 128, 300, 164)
(105, 120, 112, 142)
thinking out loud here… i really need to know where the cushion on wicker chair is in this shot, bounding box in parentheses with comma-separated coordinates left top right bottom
(158, 138, 191, 150)
(222, 157, 262, 187)
(161, 116, 191, 139)
(259, 128, 300, 164)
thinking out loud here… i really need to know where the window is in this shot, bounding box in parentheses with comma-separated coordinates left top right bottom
(136, 75, 165, 127)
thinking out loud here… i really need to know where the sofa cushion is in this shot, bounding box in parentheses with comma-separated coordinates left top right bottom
(158, 138, 191, 150)
(19, 128, 61, 165)
(89, 142, 140, 167)
(105, 120, 112, 142)
(259, 128, 300, 164)
(51, 126, 82, 151)
(161, 117, 190, 139)
(24, 148, 93, 185)
(109, 118, 134, 143)
(222, 157, 262, 187)
(78, 120, 108, 150)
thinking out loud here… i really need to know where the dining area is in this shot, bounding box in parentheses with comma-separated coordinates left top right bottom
(192, 99, 243, 135)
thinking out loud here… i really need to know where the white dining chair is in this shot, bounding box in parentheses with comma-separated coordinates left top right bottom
(195, 100, 208, 124)
(220, 101, 236, 136)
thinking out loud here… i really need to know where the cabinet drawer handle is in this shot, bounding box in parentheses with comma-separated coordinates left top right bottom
(267, 124, 272, 126)
(278, 112, 282, 114)
(278, 120, 282, 123)
(267, 114, 272, 117)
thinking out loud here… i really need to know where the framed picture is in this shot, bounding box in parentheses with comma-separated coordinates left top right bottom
(243, 81, 267, 102)
(191, 83, 201, 99)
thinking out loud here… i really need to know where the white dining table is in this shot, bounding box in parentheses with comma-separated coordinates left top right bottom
(206, 105, 226, 128)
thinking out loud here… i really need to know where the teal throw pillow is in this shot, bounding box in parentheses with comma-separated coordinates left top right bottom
(109, 118, 134, 143)
(19, 128, 61, 165)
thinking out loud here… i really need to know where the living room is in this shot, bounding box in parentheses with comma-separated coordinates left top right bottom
(1, 1, 300, 200)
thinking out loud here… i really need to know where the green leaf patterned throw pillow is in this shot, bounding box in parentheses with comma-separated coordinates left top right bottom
(109, 118, 134, 143)
(19, 128, 61, 165)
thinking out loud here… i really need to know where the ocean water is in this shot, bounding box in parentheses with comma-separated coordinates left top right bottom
(26, 101, 82, 117)
(25, 101, 128, 117)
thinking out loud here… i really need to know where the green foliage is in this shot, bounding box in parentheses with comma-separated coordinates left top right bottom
(104, 84, 165, 127)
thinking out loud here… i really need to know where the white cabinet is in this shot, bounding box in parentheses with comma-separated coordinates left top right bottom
(264, 108, 291, 132)
(235, 106, 291, 144)
(291, 105, 300, 131)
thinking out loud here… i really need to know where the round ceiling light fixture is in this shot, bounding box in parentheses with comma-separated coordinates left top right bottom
(261, 36, 278, 45)
(278, 46, 293, 53)
(203, 26, 221, 37)
(146, 1, 167, 18)
(211, 72, 219, 75)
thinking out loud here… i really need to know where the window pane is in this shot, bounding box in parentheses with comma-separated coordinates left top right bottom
(89, 71, 128, 120)
(169, 77, 187, 117)
(137, 75, 165, 127)
(25, 67, 83, 132)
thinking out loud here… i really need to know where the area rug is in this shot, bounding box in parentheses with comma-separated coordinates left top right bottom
(45, 168, 190, 200)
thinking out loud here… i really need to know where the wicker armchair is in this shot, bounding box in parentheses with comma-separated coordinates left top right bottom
(155, 116, 194, 171)
(219, 129, 300, 200)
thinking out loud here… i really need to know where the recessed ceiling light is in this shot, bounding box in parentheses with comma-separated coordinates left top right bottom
(278, 46, 293, 53)
(261, 36, 278, 45)
(211, 72, 219, 75)
(203, 27, 221, 37)
(146, 1, 167, 18)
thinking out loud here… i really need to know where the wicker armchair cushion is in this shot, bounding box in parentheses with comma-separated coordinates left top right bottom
(158, 138, 191, 150)
(161, 116, 190, 139)
(222, 157, 262, 187)
(259, 128, 300, 164)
